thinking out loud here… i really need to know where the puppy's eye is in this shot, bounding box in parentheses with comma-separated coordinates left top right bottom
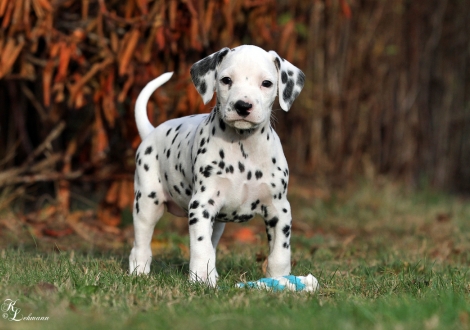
(262, 80, 273, 88)
(221, 77, 232, 85)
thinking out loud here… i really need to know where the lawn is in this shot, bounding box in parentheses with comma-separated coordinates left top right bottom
(0, 179, 469, 329)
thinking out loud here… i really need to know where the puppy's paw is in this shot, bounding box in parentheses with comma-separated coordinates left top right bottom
(189, 268, 218, 287)
(129, 248, 152, 275)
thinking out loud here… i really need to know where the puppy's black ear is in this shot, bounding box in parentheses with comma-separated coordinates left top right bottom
(190, 48, 230, 104)
(269, 51, 305, 111)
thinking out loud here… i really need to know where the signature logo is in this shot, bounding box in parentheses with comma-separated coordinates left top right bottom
(1, 299, 49, 321)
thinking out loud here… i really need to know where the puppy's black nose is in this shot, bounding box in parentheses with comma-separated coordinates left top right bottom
(234, 100, 252, 117)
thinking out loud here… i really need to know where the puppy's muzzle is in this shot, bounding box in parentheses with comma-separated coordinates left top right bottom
(234, 100, 253, 117)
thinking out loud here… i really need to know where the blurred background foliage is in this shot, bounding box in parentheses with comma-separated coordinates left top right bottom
(0, 0, 469, 227)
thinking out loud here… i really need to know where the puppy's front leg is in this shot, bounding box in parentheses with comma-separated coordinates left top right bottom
(187, 195, 221, 286)
(264, 201, 292, 278)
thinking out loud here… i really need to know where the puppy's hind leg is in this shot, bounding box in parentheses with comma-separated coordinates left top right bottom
(211, 222, 226, 279)
(129, 175, 165, 275)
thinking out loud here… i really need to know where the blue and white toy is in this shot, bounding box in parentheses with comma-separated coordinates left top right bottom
(236, 274, 319, 292)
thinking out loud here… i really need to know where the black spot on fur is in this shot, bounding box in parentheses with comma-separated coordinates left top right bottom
(267, 217, 279, 228)
(203, 210, 210, 219)
(199, 81, 207, 94)
(219, 119, 226, 131)
(247, 171, 252, 180)
(261, 205, 268, 218)
(173, 185, 181, 194)
(166, 149, 171, 158)
(198, 236, 204, 241)
(144, 164, 149, 171)
(144, 146, 153, 155)
(274, 57, 281, 70)
(148, 192, 156, 198)
(282, 225, 291, 237)
(237, 214, 253, 222)
(251, 199, 260, 210)
(166, 128, 172, 136)
(219, 149, 225, 159)
(283, 79, 295, 102)
(239, 142, 248, 158)
(202, 165, 213, 178)
(255, 170, 263, 179)
(189, 218, 198, 225)
(281, 71, 288, 83)
(238, 162, 245, 173)
(190, 200, 200, 209)
(190, 48, 229, 89)
(282, 208, 288, 213)
(171, 133, 179, 145)
(297, 71, 305, 86)
(208, 199, 215, 205)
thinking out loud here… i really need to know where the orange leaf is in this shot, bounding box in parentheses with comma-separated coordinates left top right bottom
(155, 26, 165, 50)
(69, 57, 113, 105)
(98, 205, 121, 226)
(36, 0, 52, 11)
(340, 0, 352, 19)
(42, 59, 54, 106)
(132, 135, 142, 150)
(0, 38, 24, 78)
(190, 18, 202, 51)
(0, 0, 9, 17)
(54, 42, 72, 83)
(233, 227, 257, 243)
(118, 180, 133, 209)
(0, 0, 13, 28)
(135, 0, 148, 15)
(43, 227, 74, 238)
(102, 70, 117, 127)
(118, 29, 140, 76)
(93, 111, 108, 157)
(169, 0, 176, 30)
(118, 72, 134, 102)
(105, 181, 120, 204)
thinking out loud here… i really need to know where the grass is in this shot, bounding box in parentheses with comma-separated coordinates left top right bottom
(1, 179, 470, 329)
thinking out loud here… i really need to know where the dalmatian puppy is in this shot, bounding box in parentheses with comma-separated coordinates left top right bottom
(129, 45, 304, 286)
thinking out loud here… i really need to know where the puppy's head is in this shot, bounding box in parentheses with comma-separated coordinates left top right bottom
(190, 45, 305, 130)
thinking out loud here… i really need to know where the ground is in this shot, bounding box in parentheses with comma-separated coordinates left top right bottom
(0, 178, 469, 329)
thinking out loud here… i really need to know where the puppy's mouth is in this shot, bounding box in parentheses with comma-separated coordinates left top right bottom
(225, 119, 260, 130)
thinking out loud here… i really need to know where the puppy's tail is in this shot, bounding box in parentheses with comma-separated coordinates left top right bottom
(135, 72, 174, 139)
